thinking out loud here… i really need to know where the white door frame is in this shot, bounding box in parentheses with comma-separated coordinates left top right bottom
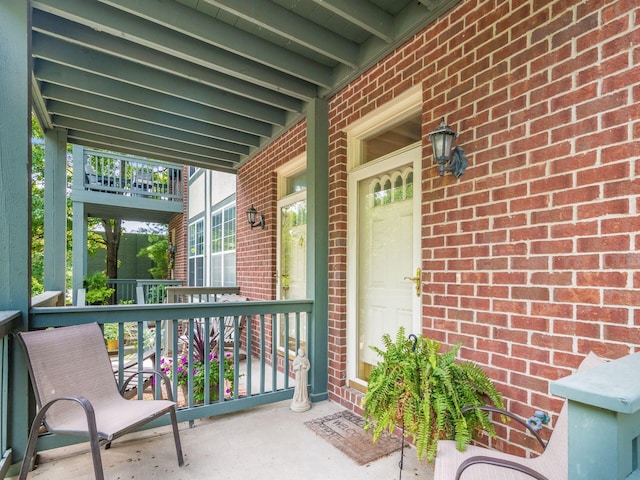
(346, 143, 422, 388)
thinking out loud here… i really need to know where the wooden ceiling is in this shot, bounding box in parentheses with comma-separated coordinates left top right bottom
(31, 0, 459, 172)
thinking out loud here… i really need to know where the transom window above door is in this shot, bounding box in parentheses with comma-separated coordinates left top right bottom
(362, 115, 421, 164)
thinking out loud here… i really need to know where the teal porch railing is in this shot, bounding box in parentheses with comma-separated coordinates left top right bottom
(106, 279, 183, 304)
(27, 299, 317, 454)
(0, 311, 20, 479)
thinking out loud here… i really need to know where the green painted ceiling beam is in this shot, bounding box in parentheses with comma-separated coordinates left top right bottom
(61, 119, 241, 164)
(32, 9, 304, 113)
(32, 0, 320, 99)
(58, 118, 242, 165)
(100, 0, 334, 87)
(49, 104, 247, 157)
(200, 0, 360, 68)
(35, 62, 273, 138)
(310, 0, 394, 43)
(33, 33, 287, 126)
(67, 131, 239, 173)
(41, 83, 261, 148)
(328, 0, 461, 97)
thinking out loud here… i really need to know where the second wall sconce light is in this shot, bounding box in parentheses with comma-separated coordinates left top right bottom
(428, 117, 467, 178)
(246, 204, 265, 229)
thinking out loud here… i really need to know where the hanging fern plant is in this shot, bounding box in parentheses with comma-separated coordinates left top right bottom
(361, 327, 504, 462)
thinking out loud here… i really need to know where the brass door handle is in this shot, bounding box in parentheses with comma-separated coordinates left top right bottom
(403, 268, 422, 296)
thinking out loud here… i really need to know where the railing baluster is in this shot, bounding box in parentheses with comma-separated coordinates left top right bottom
(217, 316, 224, 403)
(284, 313, 290, 389)
(187, 319, 194, 409)
(117, 322, 125, 387)
(136, 322, 144, 400)
(233, 315, 240, 399)
(154, 322, 163, 399)
(204, 317, 211, 404)
(271, 314, 278, 392)
(260, 314, 266, 395)
(245, 315, 252, 397)
(295, 312, 301, 353)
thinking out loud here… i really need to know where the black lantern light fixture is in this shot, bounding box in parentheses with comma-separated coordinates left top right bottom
(246, 204, 265, 229)
(428, 117, 467, 178)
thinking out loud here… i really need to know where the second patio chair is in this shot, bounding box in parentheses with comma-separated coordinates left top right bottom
(17, 322, 184, 480)
(434, 352, 607, 480)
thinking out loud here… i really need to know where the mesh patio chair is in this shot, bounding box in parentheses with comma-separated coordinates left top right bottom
(211, 294, 248, 351)
(434, 352, 607, 480)
(17, 322, 184, 480)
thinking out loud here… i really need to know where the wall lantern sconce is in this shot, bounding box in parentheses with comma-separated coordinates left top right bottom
(428, 117, 467, 178)
(246, 204, 265, 229)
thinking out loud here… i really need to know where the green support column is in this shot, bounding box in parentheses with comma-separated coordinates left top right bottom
(71, 201, 88, 306)
(0, 0, 32, 468)
(71, 145, 88, 305)
(44, 128, 68, 298)
(306, 98, 329, 401)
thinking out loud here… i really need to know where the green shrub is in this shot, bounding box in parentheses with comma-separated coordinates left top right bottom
(84, 271, 115, 305)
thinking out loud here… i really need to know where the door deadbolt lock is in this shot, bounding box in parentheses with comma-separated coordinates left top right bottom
(404, 267, 422, 296)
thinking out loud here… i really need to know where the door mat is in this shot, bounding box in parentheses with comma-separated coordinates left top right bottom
(305, 410, 401, 465)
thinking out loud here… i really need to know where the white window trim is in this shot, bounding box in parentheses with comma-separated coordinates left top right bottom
(211, 202, 236, 287)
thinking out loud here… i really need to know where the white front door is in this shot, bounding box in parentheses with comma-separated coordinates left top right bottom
(348, 144, 421, 386)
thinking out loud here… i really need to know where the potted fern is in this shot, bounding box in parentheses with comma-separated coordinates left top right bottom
(361, 327, 504, 462)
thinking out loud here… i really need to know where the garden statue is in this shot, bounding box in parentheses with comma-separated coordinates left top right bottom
(290, 347, 311, 412)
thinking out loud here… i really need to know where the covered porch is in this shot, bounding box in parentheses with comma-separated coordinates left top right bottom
(7, 400, 431, 480)
(2, 0, 640, 479)
(1, 0, 453, 475)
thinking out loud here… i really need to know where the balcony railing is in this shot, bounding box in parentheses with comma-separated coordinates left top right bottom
(106, 279, 184, 304)
(26, 299, 314, 453)
(82, 149, 182, 201)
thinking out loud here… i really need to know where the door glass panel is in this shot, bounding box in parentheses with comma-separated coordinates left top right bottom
(278, 198, 307, 352)
(357, 165, 414, 382)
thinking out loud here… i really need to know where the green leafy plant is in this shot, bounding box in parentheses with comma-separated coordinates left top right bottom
(362, 327, 504, 462)
(161, 322, 236, 403)
(103, 323, 119, 342)
(84, 271, 115, 305)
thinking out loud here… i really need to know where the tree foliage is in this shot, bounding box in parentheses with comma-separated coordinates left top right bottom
(137, 235, 169, 279)
(31, 116, 46, 295)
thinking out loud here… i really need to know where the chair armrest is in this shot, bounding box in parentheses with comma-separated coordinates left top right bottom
(37, 396, 99, 437)
(120, 369, 175, 402)
(455, 455, 549, 480)
(461, 405, 547, 450)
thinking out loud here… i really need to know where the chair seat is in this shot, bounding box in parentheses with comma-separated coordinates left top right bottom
(46, 396, 176, 441)
(434, 439, 565, 480)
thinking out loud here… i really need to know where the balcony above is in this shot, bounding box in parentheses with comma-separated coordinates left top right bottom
(71, 147, 183, 223)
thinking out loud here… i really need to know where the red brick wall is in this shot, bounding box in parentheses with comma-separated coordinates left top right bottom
(237, 122, 307, 300)
(237, 0, 640, 454)
(168, 166, 188, 283)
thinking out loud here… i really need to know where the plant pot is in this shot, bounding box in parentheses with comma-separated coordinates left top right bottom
(179, 384, 219, 406)
(106, 339, 119, 351)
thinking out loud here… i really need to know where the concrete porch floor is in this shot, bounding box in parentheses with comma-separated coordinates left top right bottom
(11, 399, 435, 480)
